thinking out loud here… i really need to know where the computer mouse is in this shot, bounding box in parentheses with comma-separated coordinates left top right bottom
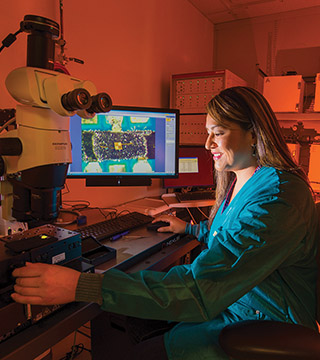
(147, 221, 170, 231)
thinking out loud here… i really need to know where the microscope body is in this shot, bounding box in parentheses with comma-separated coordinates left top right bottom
(0, 15, 112, 228)
(1, 67, 100, 224)
(4, 66, 101, 174)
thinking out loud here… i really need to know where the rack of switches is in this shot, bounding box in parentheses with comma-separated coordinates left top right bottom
(170, 69, 247, 145)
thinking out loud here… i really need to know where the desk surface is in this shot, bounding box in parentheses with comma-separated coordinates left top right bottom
(0, 209, 199, 360)
(162, 193, 215, 208)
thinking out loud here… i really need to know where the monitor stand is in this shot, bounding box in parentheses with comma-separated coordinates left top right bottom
(85, 176, 152, 187)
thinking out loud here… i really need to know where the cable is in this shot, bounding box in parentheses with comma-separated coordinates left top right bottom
(0, 117, 16, 133)
(81, 324, 91, 330)
(95, 207, 117, 219)
(62, 182, 70, 195)
(62, 200, 91, 211)
(76, 329, 91, 339)
(116, 209, 131, 217)
(54, 209, 81, 226)
(59, 330, 91, 360)
(69, 330, 77, 360)
(185, 207, 197, 224)
(196, 207, 209, 220)
(58, 198, 119, 225)
(59, 344, 88, 360)
(0, 28, 23, 53)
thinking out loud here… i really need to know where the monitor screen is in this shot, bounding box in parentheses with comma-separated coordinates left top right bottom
(163, 146, 215, 188)
(67, 106, 179, 186)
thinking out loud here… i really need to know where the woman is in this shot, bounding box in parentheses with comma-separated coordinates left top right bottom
(12, 87, 318, 360)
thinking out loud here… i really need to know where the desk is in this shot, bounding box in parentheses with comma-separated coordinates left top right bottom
(0, 209, 200, 360)
(115, 195, 215, 217)
(161, 193, 215, 209)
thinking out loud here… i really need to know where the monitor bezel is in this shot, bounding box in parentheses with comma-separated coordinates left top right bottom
(67, 105, 180, 186)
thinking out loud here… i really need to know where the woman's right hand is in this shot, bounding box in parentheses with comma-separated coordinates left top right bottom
(152, 214, 188, 234)
(11, 262, 81, 305)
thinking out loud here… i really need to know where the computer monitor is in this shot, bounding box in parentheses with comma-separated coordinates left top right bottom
(163, 146, 215, 188)
(67, 105, 179, 186)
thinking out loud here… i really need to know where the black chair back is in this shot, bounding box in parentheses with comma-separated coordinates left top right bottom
(218, 201, 320, 359)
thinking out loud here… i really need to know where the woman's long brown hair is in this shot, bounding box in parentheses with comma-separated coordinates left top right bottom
(207, 86, 311, 227)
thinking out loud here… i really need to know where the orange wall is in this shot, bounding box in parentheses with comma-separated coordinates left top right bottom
(214, 8, 320, 190)
(0, 0, 60, 109)
(214, 8, 320, 133)
(214, 6, 320, 89)
(0, 0, 214, 208)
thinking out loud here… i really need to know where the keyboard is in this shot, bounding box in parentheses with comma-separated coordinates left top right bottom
(78, 211, 153, 241)
(175, 191, 215, 202)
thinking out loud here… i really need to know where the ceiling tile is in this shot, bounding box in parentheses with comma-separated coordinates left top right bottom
(188, 0, 320, 24)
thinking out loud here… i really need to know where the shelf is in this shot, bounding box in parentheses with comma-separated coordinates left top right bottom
(276, 112, 320, 121)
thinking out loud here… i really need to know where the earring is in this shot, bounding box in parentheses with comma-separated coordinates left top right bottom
(251, 144, 257, 157)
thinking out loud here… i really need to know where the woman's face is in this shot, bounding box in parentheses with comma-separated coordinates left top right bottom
(205, 114, 256, 173)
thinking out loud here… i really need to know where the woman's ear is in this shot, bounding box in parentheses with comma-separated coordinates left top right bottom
(251, 130, 257, 143)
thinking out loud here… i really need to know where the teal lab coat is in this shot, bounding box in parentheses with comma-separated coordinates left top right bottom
(99, 167, 318, 359)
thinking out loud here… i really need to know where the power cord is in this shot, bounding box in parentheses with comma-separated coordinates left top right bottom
(59, 343, 90, 360)
(54, 209, 81, 226)
(0, 28, 23, 53)
(0, 116, 16, 132)
(62, 199, 91, 210)
(59, 329, 91, 360)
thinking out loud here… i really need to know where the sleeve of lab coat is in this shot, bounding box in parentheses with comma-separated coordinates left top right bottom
(185, 220, 210, 243)
(98, 196, 314, 323)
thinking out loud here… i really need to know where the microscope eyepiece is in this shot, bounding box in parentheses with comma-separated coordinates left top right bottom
(61, 88, 92, 112)
(86, 92, 112, 114)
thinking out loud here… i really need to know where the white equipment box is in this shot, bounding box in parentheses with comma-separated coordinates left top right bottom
(308, 144, 320, 192)
(314, 73, 320, 112)
(170, 69, 247, 145)
(263, 75, 305, 112)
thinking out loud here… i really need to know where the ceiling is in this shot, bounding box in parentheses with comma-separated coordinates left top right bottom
(188, 0, 320, 24)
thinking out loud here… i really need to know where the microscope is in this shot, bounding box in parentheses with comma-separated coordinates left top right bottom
(0, 15, 112, 229)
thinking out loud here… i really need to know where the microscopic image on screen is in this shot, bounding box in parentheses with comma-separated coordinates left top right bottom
(81, 113, 156, 173)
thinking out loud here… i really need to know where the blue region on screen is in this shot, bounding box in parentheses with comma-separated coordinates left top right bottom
(69, 115, 82, 172)
(154, 118, 165, 172)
